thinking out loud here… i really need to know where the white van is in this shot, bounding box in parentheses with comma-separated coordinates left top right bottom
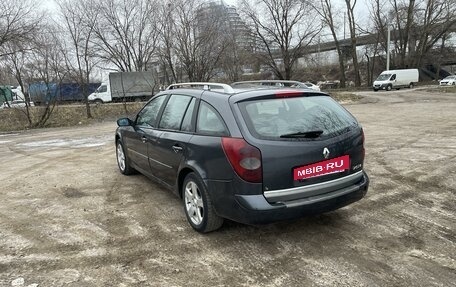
(373, 69, 419, 91)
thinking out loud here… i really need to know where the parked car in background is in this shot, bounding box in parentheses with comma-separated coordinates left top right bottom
(1, 100, 34, 109)
(317, 81, 340, 89)
(439, 75, 456, 86)
(115, 82, 369, 232)
(303, 82, 321, 91)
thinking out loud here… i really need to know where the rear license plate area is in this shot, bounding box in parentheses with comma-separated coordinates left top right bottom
(293, 155, 350, 180)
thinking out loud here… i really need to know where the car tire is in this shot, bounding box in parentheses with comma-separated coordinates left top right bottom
(386, 85, 392, 91)
(116, 140, 135, 175)
(409, 83, 414, 89)
(373, 88, 378, 92)
(95, 99, 103, 104)
(182, 173, 223, 233)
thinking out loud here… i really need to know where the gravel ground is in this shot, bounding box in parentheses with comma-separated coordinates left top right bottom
(0, 87, 455, 286)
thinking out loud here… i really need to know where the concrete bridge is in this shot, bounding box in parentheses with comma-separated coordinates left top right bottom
(300, 24, 456, 66)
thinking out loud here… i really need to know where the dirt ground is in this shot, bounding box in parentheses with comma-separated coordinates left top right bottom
(0, 87, 455, 287)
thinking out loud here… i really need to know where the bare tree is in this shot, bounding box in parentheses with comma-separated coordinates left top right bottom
(1, 24, 68, 128)
(0, 0, 41, 110)
(2, 44, 33, 126)
(240, 0, 321, 80)
(91, 0, 160, 72)
(344, 0, 361, 86)
(411, 0, 456, 67)
(392, 0, 415, 67)
(314, 0, 347, 87)
(157, 1, 181, 85)
(0, 0, 42, 56)
(57, 0, 100, 119)
(220, 37, 246, 82)
(219, 15, 255, 82)
(371, 0, 456, 71)
(166, 0, 229, 82)
(0, 0, 62, 128)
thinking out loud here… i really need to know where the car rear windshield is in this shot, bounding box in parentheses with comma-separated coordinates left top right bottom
(238, 95, 358, 140)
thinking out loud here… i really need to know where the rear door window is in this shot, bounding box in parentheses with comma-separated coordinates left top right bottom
(239, 96, 357, 140)
(159, 94, 192, 130)
(196, 101, 228, 136)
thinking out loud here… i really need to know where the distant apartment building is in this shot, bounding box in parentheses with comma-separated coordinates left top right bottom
(196, 0, 252, 50)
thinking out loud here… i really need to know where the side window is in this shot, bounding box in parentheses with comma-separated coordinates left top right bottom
(98, 85, 107, 93)
(136, 95, 166, 127)
(196, 101, 228, 136)
(159, 95, 192, 130)
(391, 74, 396, 80)
(181, 98, 196, 132)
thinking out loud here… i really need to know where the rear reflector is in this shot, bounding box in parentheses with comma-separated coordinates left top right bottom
(221, 137, 262, 183)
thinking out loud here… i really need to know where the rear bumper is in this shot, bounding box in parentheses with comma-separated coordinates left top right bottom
(207, 171, 369, 225)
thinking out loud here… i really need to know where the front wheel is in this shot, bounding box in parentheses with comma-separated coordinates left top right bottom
(116, 140, 135, 175)
(409, 83, 414, 89)
(183, 173, 223, 233)
(386, 85, 392, 91)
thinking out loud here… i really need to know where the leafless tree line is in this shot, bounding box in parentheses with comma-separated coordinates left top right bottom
(0, 0, 455, 125)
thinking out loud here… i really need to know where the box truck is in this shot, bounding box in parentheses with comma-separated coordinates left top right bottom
(88, 71, 156, 103)
(29, 82, 100, 105)
(373, 69, 419, 91)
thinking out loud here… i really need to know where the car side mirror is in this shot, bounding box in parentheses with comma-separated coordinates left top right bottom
(117, 117, 132, 127)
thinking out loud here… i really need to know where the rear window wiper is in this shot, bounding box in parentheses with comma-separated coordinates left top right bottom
(280, 130, 324, 138)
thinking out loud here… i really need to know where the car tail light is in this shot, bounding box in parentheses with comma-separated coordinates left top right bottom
(221, 137, 262, 183)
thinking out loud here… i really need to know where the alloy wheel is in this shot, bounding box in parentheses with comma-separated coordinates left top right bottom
(184, 181, 204, 225)
(117, 143, 126, 171)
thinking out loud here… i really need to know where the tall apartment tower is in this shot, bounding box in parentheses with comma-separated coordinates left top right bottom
(196, 1, 252, 50)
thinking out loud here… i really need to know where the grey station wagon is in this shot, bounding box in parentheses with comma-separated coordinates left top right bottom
(115, 82, 369, 232)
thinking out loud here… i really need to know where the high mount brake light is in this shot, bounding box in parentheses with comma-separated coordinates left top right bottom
(274, 90, 303, 98)
(221, 137, 262, 183)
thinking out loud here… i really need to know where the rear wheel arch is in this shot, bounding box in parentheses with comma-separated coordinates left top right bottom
(182, 172, 223, 232)
(178, 167, 196, 198)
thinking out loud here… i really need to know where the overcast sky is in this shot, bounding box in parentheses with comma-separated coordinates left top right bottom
(40, 0, 369, 38)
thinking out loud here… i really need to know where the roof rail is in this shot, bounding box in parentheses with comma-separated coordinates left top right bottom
(231, 80, 305, 87)
(166, 82, 235, 93)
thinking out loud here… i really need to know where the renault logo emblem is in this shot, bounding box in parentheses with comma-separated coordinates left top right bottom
(323, 147, 330, 159)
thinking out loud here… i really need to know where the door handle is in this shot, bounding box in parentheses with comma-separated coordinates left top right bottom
(172, 145, 183, 153)
(141, 136, 147, 143)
